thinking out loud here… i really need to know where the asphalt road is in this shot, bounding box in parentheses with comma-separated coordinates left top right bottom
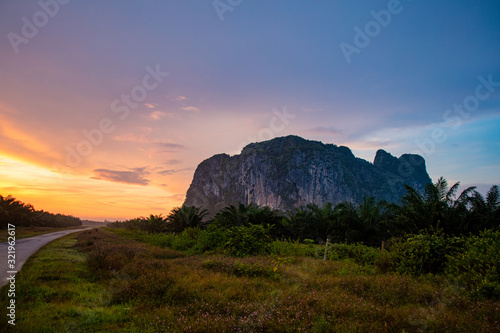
(0, 228, 90, 287)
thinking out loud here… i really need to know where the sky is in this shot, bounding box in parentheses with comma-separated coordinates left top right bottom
(0, 0, 499, 221)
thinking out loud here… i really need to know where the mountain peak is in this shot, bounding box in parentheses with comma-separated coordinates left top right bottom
(184, 136, 431, 215)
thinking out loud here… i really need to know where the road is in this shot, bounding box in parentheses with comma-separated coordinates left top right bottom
(0, 228, 90, 287)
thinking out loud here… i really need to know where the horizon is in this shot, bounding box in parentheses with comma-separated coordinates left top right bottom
(1, 1, 499, 221)
(3, 134, 497, 222)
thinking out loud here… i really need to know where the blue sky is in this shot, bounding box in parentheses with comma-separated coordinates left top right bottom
(0, 0, 499, 219)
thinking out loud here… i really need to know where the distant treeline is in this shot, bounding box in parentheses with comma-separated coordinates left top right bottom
(110, 177, 499, 245)
(0, 195, 82, 229)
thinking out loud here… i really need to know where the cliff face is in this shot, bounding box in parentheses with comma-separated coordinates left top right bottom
(184, 136, 431, 214)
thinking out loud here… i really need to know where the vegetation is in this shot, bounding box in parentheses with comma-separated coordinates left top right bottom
(105, 177, 499, 301)
(2, 229, 498, 332)
(2, 177, 498, 331)
(0, 194, 81, 229)
(110, 177, 499, 246)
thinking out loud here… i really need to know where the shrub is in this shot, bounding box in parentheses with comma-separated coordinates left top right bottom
(110, 267, 191, 306)
(86, 243, 111, 271)
(190, 225, 229, 254)
(139, 232, 175, 248)
(201, 256, 279, 279)
(225, 224, 273, 257)
(390, 230, 464, 276)
(446, 229, 500, 300)
(328, 243, 380, 266)
(268, 239, 323, 258)
(374, 250, 396, 273)
(170, 227, 199, 251)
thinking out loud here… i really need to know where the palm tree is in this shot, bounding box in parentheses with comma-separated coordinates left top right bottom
(284, 207, 312, 240)
(468, 185, 500, 233)
(167, 205, 208, 233)
(0, 195, 36, 228)
(306, 203, 338, 243)
(213, 203, 250, 228)
(213, 202, 281, 229)
(336, 198, 392, 244)
(139, 214, 168, 234)
(398, 177, 476, 234)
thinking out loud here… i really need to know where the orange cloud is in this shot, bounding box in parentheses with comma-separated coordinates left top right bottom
(181, 106, 200, 112)
(149, 110, 167, 120)
(0, 155, 184, 221)
(173, 96, 188, 102)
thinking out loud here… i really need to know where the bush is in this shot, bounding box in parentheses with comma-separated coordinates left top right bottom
(110, 264, 192, 306)
(446, 229, 500, 300)
(390, 230, 464, 276)
(225, 224, 273, 257)
(86, 243, 111, 271)
(373, 250, 396, 273)
(328, 243, 380, 266)
(139, 232, 175, 248)
(190, 224, 229, 254)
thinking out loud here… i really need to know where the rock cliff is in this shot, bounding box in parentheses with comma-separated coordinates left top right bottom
(184, 136, 431, 215)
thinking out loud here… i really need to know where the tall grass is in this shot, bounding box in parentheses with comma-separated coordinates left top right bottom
(2, 228, 498, 332)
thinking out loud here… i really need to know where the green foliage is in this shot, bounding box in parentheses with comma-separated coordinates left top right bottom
(390, 230, 464, 276)
(138, 214, 169, 234)
(189, 224, 229, 253)
(85, 243, 112, 272)
(467, 185, 500, 233)
(336, 197, 394, 244)
(166, 205, 208, 233)
(169, 227, 200, 251)
(201, 255, 292, 280)
(224, 224, 273, 257)
(4, 228, 500, 332)
(267, 239, 323, 258)
(110, 265, 191, 307)
(328, 242, 381, 266)
(446, 229, 500, 300)
(213, 203, 282, 231)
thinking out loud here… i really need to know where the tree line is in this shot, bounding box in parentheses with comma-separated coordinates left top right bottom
(111, 177, 499, 245)
(0, 195, 82, 229)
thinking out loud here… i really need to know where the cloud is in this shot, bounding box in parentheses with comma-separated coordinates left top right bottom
(91, 168, 150, 186)
(173, 96, 187, 102)
(181, 106, 200, 112)
(157, 167, 193, 176)
(158, 169, 176, 176)
(113, 127, 152, 143)
(149, 110, 167, 121)
(144, 103, 156, 109)
(155, 141, 185, 151)
(165, 159, 182, 165)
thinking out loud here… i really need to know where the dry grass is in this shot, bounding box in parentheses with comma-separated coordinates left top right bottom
(2, 228, 498, 332)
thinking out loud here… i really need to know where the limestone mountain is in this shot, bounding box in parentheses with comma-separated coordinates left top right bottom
(184, 136, 431, 215)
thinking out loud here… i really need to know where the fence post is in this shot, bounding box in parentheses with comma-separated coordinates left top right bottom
(323, 237, 330, 261)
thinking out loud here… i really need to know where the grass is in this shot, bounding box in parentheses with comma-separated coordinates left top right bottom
(1, 228, 499, 332)
(0, 226, 87, 243)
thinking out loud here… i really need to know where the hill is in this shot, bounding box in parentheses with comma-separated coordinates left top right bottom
(184, 135, 431, 215)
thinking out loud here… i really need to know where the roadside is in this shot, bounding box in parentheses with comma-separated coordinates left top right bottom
(0, 227, 91, 287)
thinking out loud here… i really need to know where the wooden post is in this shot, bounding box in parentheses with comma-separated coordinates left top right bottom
(323, 237, 330, 261)
(381, 241, 385, 252)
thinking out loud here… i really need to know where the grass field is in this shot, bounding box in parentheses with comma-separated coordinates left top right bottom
(1, 228, 498, 332)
